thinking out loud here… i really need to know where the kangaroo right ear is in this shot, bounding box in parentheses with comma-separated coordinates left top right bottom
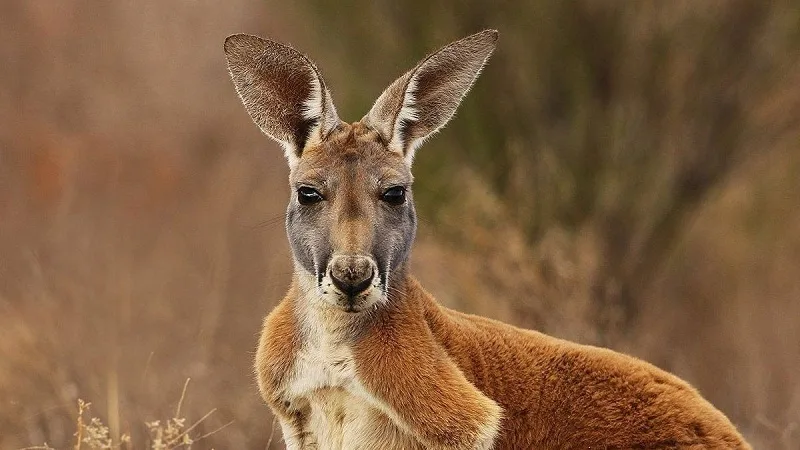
(363, 30, 498, 165)
(224, 34, 342, 165)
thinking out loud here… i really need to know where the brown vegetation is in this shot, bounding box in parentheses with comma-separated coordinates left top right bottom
(1, 1, 798, 448)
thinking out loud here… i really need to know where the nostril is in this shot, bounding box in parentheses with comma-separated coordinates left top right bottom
(350, 271, 374, 295)
(330, 263, 374, 297)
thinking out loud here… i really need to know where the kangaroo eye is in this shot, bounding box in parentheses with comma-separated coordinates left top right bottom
(381, 186, 406, 205)
(297, 186, 324, 205)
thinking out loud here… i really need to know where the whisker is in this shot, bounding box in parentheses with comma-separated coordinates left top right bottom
(239, 214, 286, 229)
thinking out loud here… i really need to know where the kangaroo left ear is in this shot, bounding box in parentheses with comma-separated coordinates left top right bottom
(225, 34, 342, 167)
(362, 30, 498, 165)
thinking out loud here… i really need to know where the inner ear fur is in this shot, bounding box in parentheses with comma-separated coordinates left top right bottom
(362, 29, 498, 163)
(224, 34, 341, 163)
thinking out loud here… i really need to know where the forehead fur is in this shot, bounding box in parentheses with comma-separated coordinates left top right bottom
(292, 122, 412, 183)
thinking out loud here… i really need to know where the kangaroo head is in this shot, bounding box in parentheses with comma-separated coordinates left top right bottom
(225, 30, 497, 313)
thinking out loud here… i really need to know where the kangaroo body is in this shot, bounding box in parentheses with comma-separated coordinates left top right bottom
(259, 276, 747, 449)
(225, 30, 751, 449)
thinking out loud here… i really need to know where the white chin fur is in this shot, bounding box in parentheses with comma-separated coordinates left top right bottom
(318, 272, 386, 312)
(296, 267, 386, 313)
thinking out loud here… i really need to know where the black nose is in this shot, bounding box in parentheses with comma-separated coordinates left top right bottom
(329, 255, 374, 296)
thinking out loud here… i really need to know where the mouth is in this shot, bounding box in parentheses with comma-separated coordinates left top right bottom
(313, 287, 386, 314)
(329, 288, 383, 313)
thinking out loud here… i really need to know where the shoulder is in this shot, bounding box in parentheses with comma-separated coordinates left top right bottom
(255, 291, 302, 403)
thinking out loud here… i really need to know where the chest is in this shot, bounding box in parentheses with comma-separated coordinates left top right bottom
(284, 337, 422, 450)
(287, 334, 357, 396)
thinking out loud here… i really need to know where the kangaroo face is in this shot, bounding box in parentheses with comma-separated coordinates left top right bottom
(225, 30, 496, 313)
(287, 123, 416, 312)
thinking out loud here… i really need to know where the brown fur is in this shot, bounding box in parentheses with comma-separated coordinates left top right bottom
(226, 30, 751, 449)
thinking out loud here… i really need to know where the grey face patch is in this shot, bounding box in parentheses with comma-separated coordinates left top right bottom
(286, 194, 332, 285)
(372, 190, 417, 292)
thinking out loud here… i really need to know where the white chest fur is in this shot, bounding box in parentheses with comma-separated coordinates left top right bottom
(287, 331, 356, 397)
(283, 303, 422, 449)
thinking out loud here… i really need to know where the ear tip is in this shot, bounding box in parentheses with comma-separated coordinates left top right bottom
(482, 29, 499, 42)
(224, 33, 266, 57)
(465, 29, 498, 54)
(470, 29, 499, 46)
(224, 34, 312, 71)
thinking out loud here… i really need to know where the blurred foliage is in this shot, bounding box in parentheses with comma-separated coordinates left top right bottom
(304, 0, 800, 329)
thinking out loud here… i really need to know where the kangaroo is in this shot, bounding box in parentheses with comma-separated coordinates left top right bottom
(224, 30, 750, 450)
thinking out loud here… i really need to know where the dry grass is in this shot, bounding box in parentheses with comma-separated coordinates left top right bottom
(22, 382, 235, 450)
(1, 1, 798, 449)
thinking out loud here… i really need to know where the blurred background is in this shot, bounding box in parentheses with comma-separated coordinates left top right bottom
(1, 1, 798, 448)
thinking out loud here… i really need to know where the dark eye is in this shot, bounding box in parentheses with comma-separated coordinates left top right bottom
(381, 186, 406, 205)
(297, 186, 324, 205)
